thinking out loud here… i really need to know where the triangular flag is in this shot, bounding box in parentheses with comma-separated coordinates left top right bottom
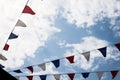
(39, 75, 47, 80)
(3, 44, 9, 51)
(111, 70, 118, 79)
(27, 76, 33, 80)
(97, 72, 103, 80)
(54, 74, 60, 80)
(52, 59, 60, 68)
(98, 47, 107, 57)
(22, 5, 35, 15)
(38, 63, 46, 71)
(0, 64, 5, 68)
(115, 43, 120, 51)
(82, 73, 89, 78)
(82, 51, 90, 61)
(14, 70, 22, 73)
(0, 54, 7, 61)
(9, 33, 18, 39)
(15, 76, 20, 80)
(68, 73, 75, 80)
(27, 66, 33, 73)
(66, 55, 74, 63)
(15, 19, 27, 27)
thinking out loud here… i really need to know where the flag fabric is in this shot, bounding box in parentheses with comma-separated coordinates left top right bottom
(38, 63, 46, 71)
(22, 5, 35, 15)
(98, 47, 107, 57)
(9, 33, 18, 39)
(52, 59, 60, 68)
(97, 72, 103, 80)
(82, 51, 90, 61)
(39, 75, 47, 80)
(68, 73, 75, 80)
(27, 66, 33, 73)
(53, 74, 60, 80)
(15, 19, 27, 27)
(0, 64, 5, 68)
(0, 54, 7, 61)
(15, 76, 20, 80)
(3, 44, 9, 51)
(66, 55, 74, 63)
(115, 43, 120, 51)
(13, 70, 22, 73)
(111, 70, 118, 79)
(82, 73, 89, 78)
(27, 76, 33, 80)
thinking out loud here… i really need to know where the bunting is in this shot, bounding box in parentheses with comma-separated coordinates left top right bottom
(98, 47, 107, 57)
(15, 76, 20, 80)
(82, 51, 90, 61)
(68, 73, 75, 80)
(27, 76, 33, 80)
(115, 43, 120, 51)
(52, 59, 60, 68)
(38, 63, 46, 71)
(15, 19, 27, 27)
(53, 74, 60, 80)
(0, 54, 7, 61)
(22, 5, 35, 15)
(97, 72, 103, 80)
(39, 75, 47, 80)
(82, 73, 89, 79)
(111, 70, 118, 79)
(27, 66, 33, 73)
(14, 70, 22, 73)
(3, 44, 9, 51)
(9, 33, 18, 39)
(66, 55, 74, 63)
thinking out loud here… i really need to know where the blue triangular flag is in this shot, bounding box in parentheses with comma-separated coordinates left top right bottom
(82, 73, 89, 78)
(98, 47, 107, 57)
(14, 70, 22, 73)
(0, 64, 5, 68)
(52, 59, 60, 68)
(9, 33, 18, 39)
(39, 75, 47, 80)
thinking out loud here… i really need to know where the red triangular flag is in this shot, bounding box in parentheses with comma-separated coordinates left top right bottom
(27, 76, 33, 80)
(22, 5, 35, 15)
(115, 43, 120, 51)
(68, 73, 75, 80)
(27, 66, 33, 73)
(111, 70, 118, 79)
(3, 44, 9, 51)
(66, 55, 74, 63)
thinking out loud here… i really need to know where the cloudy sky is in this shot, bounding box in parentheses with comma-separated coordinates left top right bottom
(0, 0, 120, 80)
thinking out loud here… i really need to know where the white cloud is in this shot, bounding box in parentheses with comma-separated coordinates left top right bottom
(62, 0, 120, 28)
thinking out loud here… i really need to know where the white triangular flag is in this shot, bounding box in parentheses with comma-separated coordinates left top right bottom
(15, 76, 20, 80)
(0, 54, 7, 61)
(38, 63, 46, 71)
(82, 51, 90, 61)
(97, 72, 103, 80)
(54, 74, 60, 80)
(15, 19, 26, 27)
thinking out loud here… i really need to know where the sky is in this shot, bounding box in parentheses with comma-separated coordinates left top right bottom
(0, 0, 120, 80)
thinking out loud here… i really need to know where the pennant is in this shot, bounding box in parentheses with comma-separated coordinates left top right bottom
(66, 55, 74, 63)
(9, 33, 18, 39)
(15, 76, 20, 80)
(39, 75, 47, 80)
(22, 5, 35, 15)
(15, 19, 27, 27)
(97, 72, 103, 80)
(98, 47, 107, 57)
(27, 66, 33, 73)
(111, 70, 118, 79)
(82, 73, 89, 78)
(68, 73, 75, 80)
(38, 63, 46, 71)
(0, 54, 7, 61)
(54, 74, 60, 80)
(27, 76, 33, 80)
(52, 59, 60, 68)
(0, 64, 5, 68)
(3, 44, 9, 51)
(82, 51, 90, 61)
(115, 43, 120, 51)
(14, 70, 22, 73)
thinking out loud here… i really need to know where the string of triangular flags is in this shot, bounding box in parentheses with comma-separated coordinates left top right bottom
(14, 70, 120, 80)
(0, 0, 36, 61)
(8, 43, 120, 73)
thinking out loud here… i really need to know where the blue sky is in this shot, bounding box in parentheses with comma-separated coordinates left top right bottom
(0, 0, 120, 80)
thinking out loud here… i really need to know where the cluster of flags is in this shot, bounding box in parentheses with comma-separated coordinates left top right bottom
(0, 2, 36, 61)
(14, 70, 119, 80)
